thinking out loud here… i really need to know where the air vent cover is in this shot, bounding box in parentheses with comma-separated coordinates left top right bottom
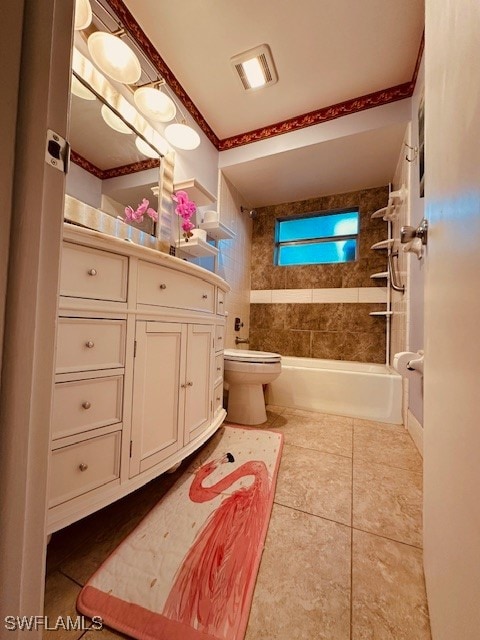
(231, 44, 278, 91)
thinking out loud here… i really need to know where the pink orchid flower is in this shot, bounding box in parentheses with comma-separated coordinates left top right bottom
(147, 207, 158, 222)
(182, 219, 195, 233)
(124, 206, 136, 221)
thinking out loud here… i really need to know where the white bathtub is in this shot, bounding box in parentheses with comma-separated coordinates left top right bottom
(268, 356, 403, 424)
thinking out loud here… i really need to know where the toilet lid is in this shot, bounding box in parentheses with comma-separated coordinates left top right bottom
(224, 349, 281, 363)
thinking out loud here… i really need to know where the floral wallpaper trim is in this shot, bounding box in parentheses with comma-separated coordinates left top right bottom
(70, 150, 160, 180)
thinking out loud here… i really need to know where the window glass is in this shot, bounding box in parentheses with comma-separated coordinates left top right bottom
(275, 210, 359, 266)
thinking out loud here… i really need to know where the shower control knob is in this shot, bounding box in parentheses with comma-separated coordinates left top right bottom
(87, 268, 97, 276)
(78, 463, 88, 472)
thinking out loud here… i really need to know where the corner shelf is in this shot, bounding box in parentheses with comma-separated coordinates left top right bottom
(175, 237, 219, 258)
(371, 239, 394, 251)
(173, 179, 216, 206)
(370, 271, 389, 280)
(369, 311, 393, 317)
(198, 220, 235, 241)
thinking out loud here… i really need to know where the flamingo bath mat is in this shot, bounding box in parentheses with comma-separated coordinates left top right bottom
(77, 425, 283, 640)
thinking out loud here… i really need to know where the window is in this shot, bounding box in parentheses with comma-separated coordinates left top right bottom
(275, 209, 359, 266)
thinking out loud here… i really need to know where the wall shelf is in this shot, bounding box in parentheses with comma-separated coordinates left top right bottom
(173, 179, 216, 206)
(198, 220, 235, 241)
(175, 237, 219, 258)
(370, 271, 389, 280)
(369, 311, 393, 317)
(371, 239, 394, 250)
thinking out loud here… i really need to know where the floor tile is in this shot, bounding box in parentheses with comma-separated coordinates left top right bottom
(274, 443, 352, 525)
(354, 420, 422, 472)
(353, 461, 423, 547)
(43, 572, 83, 640)
(272, 412, 353, 457)
(246, 503, 351, 640)
(352, 529, 431, 640)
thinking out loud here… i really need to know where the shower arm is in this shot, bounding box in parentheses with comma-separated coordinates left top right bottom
(388, 251, 405, 293)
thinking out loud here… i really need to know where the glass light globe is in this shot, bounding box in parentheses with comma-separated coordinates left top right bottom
(134, 87, 177, 122)
(101, 104, 133, 135)
(87, 32, 141, 84)
(135, 132, 169, 158)
(74, 0, 92, 30)
(164, 123, 200, 150)
(71, 75, 96, 100)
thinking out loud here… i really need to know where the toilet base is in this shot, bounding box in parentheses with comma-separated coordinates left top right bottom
(226, 383, 267, 425)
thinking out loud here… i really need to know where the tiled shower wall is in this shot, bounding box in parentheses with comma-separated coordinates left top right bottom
(216, 173, 252, 349)
(249, 187, 390, 363)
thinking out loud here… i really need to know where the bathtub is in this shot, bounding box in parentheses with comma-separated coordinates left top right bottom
(268, 357, 403, 424)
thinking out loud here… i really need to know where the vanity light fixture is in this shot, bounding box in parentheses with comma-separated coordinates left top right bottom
(134, 84, 177, 123)
(164, 122, 200, 150)
(231, 44, 278, 91)
(71, 74, 96, 100)
(74, 0, 92, 31)
(87, 31, 141, 84)
(100, 104, 133, 134)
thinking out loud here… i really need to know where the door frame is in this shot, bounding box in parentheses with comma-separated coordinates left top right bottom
(0, 0, 73, 633)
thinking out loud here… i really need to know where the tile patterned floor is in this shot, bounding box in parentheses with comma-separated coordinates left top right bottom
(45, 408, 431, 639)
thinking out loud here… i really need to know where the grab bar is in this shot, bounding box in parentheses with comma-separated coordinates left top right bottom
(388, 251, 405, 293)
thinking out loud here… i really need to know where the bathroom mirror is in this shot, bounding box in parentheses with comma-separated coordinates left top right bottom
(67, 72, 161, 236)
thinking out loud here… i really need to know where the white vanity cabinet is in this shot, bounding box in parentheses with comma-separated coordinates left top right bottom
(47, 225, 229, 533)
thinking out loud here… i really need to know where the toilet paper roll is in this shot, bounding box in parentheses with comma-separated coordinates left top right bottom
(190, 228, 207, 241)
(393, 351, 423, 378)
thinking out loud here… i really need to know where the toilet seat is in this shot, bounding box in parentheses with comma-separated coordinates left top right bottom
(224, 349, 281, 364)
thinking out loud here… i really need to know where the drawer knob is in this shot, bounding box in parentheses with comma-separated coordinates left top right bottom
(79, 463, 88, 472)
(219, 300, 224, 305)
(217, 367, 221, 371)
(87, 268, 97, 276)
(218, 336, 223, 341)
(82, 401, 91, 410)
(187, 381, 194, 387)
(159, 284, 167, 289)
(85, 341, 95, 349)
(181, 383, 187, 388)
(202, 294, 208, 299)
(216, 396, 221, 401)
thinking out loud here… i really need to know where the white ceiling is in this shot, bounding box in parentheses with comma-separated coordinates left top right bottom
(124, 0, 424, 139)
(221, 123, 408, 207)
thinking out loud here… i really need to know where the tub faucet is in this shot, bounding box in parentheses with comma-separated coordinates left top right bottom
(235, 336, 249, 345)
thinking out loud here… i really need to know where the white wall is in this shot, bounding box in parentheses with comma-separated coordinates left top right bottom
(423, 0, 480, 637)
(66, 161, 102, 209)
(216, 173, 252, 349)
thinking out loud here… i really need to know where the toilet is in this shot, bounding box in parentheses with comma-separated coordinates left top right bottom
(223, 349, 282, 425)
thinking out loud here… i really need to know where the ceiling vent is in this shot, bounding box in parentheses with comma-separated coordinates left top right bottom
(231, 44, 278, 91)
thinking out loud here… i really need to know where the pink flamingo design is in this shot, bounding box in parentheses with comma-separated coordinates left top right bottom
(163, 453, 270, 639)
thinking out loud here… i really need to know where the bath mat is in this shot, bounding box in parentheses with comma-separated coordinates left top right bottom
(77, 425, 283, 640)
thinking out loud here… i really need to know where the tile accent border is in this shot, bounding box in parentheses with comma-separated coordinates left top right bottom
(406, 409, 423, 456)
(250, 287, 388, 304)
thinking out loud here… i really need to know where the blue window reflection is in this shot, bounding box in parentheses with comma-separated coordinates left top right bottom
(276, 210, 359, 266)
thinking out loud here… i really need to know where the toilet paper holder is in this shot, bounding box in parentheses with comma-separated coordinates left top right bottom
(393, 350, 424, 376)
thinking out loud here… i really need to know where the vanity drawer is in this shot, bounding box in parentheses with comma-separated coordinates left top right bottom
(49, 431, 121, 508)
(213, 382, 223, 416)
(215, 324, 225, 352)
(216, 289, 226, 315)
(214, 353, 224, 387)
(137, 261, 215, 313)
(52, 375, 123, 440)
(56, 318, 126, 373)
(60, 243, 128, 302)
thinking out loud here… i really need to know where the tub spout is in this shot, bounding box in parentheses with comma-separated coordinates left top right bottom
(235, 337, 249, 345)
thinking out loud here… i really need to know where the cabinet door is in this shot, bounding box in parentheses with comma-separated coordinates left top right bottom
(130, 321, 186, 476)
(183, 324, 214, 444)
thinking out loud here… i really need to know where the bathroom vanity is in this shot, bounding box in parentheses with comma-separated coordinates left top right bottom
(47, 223, 229, 533)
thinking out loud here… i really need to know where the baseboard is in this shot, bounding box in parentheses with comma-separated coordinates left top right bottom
(407, 409, 423, 456)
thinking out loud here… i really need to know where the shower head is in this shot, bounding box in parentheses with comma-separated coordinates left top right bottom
(240, 206, 258, 219)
